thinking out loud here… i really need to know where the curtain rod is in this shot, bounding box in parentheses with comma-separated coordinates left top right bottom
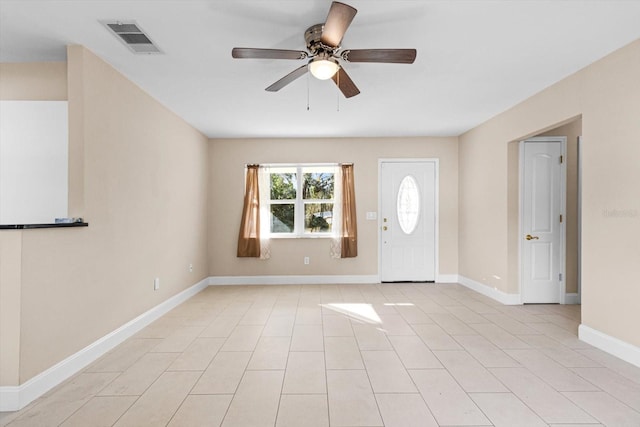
(244, 162, 352, 168)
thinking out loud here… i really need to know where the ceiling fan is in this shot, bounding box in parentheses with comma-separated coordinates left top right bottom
(231, 1, 417, 98)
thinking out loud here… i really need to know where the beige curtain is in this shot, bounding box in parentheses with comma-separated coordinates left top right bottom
(340, 163, 358, 258)
(237, 164, 261, 257)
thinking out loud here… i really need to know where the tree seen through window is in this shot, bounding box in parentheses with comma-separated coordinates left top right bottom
(268, 167, 335, 235)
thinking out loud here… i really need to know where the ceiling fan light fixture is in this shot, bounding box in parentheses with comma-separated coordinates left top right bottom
(309, 57, 339, 80)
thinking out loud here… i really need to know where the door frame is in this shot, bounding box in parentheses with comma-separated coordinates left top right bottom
(518, 137, 567, 304)
(577, 136, 582, 304)
(377, 158, 440, 283)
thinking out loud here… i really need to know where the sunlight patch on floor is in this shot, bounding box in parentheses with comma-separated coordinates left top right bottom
(320, 303, 382, 324)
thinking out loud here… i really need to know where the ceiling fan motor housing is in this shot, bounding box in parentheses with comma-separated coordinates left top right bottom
(305, 24, 334, 55)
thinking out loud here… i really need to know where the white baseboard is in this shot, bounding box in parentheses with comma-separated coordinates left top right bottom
(0, 386, 20, 413)
(209, 275, 460, 286)
(458, 275, 522, 305)
(565, 293, 580, 305)
(436, 274, 459, 283)
(209, 275, 380, 286)
(579, 324, 640, 368)
(0, 278, 209, 412)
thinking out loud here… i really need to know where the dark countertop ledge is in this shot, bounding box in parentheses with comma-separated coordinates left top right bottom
(0, 222, 89, 230)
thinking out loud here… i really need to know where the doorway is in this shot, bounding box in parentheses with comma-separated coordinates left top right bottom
(379, 160, 438, 282)
(520, 137, 567, 303)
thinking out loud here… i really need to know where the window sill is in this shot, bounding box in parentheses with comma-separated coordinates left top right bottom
(268, 234, 333, 240)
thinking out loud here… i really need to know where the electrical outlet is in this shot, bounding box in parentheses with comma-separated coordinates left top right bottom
(304, 256, 310, 265)
(189, 263, 193, 273)
(153, 277, 160, 290)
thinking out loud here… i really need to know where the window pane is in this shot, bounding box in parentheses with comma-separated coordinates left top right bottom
(270, 172, 297, 200)
(270, 204, 295, 233)
(303, 172, 334, 200)
(305, 203, 334, 233)
(397, 175, 420, 235)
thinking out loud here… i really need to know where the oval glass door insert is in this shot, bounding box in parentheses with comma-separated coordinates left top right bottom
(397, 175, 420, 234)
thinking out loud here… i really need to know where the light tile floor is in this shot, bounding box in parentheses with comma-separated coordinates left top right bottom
(2, 283, 640, 426)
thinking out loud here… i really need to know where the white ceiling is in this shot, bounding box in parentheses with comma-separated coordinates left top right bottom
(2, 1, 640, 139)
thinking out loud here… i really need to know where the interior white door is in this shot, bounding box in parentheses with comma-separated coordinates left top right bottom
(380, 161, 436, 282)
(522, 141, 564, 303)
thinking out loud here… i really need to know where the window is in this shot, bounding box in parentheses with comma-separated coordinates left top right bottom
(267, 165, 336, 237)
(397, 175, 420, 234)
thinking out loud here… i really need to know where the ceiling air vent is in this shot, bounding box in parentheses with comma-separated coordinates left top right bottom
(101, 20, 162, 54)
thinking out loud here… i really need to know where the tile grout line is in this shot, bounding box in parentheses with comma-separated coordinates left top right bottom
(320, 298, 331, 427)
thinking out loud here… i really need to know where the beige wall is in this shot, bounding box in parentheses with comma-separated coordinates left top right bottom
(460, 39, 640, 347)
(0, 232, 22, 386)
(0, 47, 209, 384)
(506, 141, 519, 294)
(208, 137, 458, 279)
(0, 62, 67, 100)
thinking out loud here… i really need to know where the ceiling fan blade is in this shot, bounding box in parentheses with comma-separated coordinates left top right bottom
(232, 48, 307, 60)
(331, 67, 360, 98)
(265, 64, 309, 92)
(343, 49, 417, 64)
(321, 2, 357, 48)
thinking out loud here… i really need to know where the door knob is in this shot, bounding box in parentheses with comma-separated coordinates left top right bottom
(382, 226, 388, 231)
(525, 234, 539, 240)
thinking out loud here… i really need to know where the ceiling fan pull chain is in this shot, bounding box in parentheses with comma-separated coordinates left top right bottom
(337, 70, 340, 112)
(307, 70, 311, 111)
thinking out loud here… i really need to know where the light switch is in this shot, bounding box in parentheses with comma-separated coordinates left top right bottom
(366, 212, 377, 220)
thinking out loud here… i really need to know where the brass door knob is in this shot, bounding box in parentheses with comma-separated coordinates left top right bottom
(382, 226, 388, 231)
(525, 234, 539, 240)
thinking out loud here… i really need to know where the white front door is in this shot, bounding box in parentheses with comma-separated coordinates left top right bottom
(522, 139, 565, 303)
(380, 161, 436, 282)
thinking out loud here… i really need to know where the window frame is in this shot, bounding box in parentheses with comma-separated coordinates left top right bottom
(265, 163, 337, 239)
